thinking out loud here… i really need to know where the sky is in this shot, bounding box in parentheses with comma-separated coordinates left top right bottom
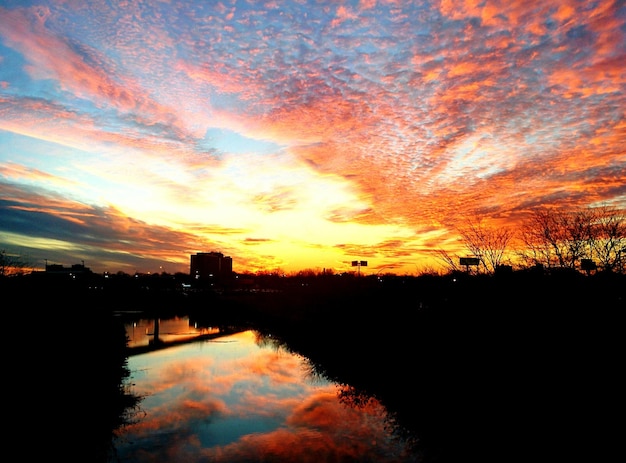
(1, 0, 625, 276)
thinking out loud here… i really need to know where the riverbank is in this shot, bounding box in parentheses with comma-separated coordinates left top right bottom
(209, 271, 623, 462)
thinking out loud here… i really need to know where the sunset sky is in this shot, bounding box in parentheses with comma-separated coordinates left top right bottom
(1, 0, 625, 276)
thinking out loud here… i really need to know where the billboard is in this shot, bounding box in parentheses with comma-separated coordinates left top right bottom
(459, 257, 480, 266)
(351, 260, 368, 266)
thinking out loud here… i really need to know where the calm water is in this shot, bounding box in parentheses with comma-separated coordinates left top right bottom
(110, 316, 418, 463)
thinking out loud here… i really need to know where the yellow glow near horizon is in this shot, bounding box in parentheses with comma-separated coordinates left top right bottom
(1, 1, 624, 275)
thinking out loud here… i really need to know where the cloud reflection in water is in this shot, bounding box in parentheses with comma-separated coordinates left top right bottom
(113, 330, 416, 463)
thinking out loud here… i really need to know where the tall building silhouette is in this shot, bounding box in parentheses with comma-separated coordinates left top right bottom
(190, 252, 232, 281)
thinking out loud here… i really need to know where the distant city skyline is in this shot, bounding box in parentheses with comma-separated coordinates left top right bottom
(1, 1, 624, 275)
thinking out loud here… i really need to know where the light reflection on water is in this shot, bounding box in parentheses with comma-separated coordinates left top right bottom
(123, 316, 221, 348)
(112, 320, 417, 463)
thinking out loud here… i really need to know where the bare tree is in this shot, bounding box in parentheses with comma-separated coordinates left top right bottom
(518, 208, 586, 269)
(517, 209, 558, 268)
(456, 217, 514, 273)
(434, 248, 459, 273)
(517, 206, 626, 273)
(0, 249, 33, 276)
(587, 205, 626, 273)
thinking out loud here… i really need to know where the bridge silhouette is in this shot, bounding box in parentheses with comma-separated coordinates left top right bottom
(127, 318, 246, 356)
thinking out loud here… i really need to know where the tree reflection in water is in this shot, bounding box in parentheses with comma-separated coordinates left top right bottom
(255, 328, 424, 460)
(99, 315, 144, 463)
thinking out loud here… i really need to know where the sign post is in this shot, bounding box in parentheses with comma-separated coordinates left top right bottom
(351, 260, 368, 276)
(459, 257, 480, 272)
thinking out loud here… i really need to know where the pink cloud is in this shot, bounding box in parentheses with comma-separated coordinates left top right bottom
(0, 6, 198, 138)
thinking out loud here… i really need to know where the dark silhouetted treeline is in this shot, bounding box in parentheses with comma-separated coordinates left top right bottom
(3, 276, 142, 462)
(211, 270, 623, 462)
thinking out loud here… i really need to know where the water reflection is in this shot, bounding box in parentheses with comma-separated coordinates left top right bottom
(122, 315, 221, 348)
(111, 320, 417, 463)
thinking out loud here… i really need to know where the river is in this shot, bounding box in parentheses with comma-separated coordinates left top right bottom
(109, 315, 419, 462)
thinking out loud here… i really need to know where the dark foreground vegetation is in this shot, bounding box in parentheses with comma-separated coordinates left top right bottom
(218, 270, 623, 462)
(4, 268, 622, 462)
(3, 277, 143, 462)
